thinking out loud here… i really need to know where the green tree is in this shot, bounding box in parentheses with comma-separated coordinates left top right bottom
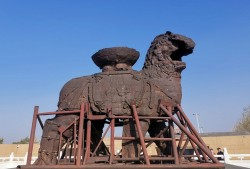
(0, 137, 3, 144)
(12, 136, 39, 144)
(12, 136, 30, 144)
(234, 105, 250, 132)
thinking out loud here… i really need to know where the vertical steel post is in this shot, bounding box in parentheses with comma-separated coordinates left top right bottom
(26, 106, 39, 165)
(110, 117, 115, 164)
(74, 119, 77, 163)
(76, 103, 85, 166)
(81, 128, 85, 165)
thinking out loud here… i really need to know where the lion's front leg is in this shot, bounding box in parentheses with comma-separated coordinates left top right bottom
(122, 119, 149, 160)
(34, 114, 78, 165)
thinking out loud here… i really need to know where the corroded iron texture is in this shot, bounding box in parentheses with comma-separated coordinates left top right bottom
(34, 31, 195, 165)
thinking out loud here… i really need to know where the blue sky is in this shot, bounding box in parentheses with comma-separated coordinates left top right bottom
(0, 0, 250, 143)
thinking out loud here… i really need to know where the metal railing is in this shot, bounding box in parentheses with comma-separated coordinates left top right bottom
(222, 148, 250, 162)
(192, 148, 250, 163)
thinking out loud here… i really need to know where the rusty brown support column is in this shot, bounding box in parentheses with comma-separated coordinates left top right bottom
(82, 104, 89, 164)
(76, 103, 85, 166)
(131, 104, 150, 165)
(81, 128, 85, 165)
(73, 119, 77, 163)
(169, 120, 179, 164)
(160, 104, 219, 163)
(176, 105, 215, 163)
(26, 106, 39, 165)
(109, 118, 115, 164)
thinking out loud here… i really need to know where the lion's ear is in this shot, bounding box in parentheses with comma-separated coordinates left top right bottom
(165, 31, 172, 35)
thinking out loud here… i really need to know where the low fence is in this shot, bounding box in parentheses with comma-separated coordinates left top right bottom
(191, 147, 250, 167)
(222, 148, 250, 162)
(0, 152, 37, 163)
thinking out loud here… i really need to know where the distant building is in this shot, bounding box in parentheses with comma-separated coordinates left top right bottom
(0, 132, 249, 157)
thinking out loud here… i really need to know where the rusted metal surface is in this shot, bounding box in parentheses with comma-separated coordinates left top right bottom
(20, 103, 224, 168)
(26, 106, 39, 165)
(19, 31, 224, 169)
(76, 103, 84, 166)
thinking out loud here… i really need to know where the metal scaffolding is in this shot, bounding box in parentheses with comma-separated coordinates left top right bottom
(21, 101, 224, 169)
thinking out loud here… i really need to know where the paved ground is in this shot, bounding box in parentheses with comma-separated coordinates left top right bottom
(226, 163, 250, 169)
(226, 161, 250, 169)
(0, 161, 25, 169)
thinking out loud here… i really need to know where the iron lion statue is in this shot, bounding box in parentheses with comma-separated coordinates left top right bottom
(34, 31, 195, 165)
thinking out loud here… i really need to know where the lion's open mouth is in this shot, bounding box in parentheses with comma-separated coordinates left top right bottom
(170, 52, 182, 62)
(169, 51, 186, 70)
(169, 35, 195, 63)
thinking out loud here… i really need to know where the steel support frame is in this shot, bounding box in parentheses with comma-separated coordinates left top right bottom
(25, 101, 223, 169)
(26, 103, 85, 165)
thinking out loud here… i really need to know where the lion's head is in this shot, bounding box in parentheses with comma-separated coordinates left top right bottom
(143, 31, 195, 72)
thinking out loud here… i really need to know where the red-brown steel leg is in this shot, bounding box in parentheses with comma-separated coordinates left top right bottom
(27, 106, 39, 165)
(76, 103, 85, 166)
(160, 104, 219, 163)
(177, 105, 212, 163)
(110, 118, 115, 164)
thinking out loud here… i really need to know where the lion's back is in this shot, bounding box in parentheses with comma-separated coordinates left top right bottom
(58, 76, 91, 110)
